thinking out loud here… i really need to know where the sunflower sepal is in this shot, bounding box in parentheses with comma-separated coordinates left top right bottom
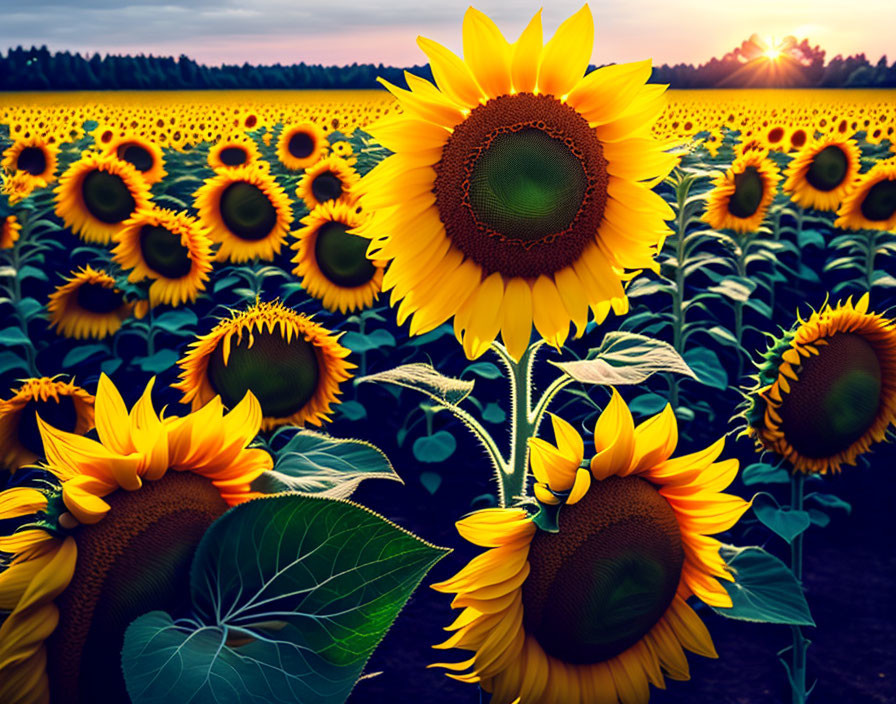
(530, 500, 562, 533)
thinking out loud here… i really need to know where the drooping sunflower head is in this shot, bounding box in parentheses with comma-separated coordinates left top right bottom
(54, 152, 151, 244)
(295, 155, 360, 210)
(0, 374, 271, 704)
(101, 133, 167, 185)
(703, 149, 781, 234)
(783, 136, 861, 212)
(433, 390, 749, 703)
(743, 293, 896, 474)
(1, 135, 58, 187)
(111, 206, 214, 307)
(354, 6, 675, 361)
(834, 160, 896, 232)
(291, 199, 385, 313)
(47, 265, 136, 340)
(173, 300, 355, 430)
(1, 214, 20, 249)
(276, 122, 328, 170)
(0, 377, 95, 472)
(193, 165, 293, 263)
(207, 134, 261, 170)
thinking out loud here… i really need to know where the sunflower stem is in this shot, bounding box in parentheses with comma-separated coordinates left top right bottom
(864, 229, 876, 296)
(6, 210, 39, 376)
(789, 471, 809, 704)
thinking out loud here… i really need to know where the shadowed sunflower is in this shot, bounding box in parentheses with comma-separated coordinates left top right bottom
(101, 133, 166, 185)
(782, 136, 861, 212)
(354, 5, 675, 361)
(0, 374, 270, 704)
(2, 135, 58, 188)
(703, 149, 780, 234)
(111, 207, 213, 307)
(276, 122, 328, 171)
(173, 300, 354, 430)
(296, 155, 360, 210)
(194, 165, 293, 263)
(743, 293, 896, 474)
(54, 152, 150, 244)
(834, 160, 896, 231)
(0, 377, 94, 472)
(291, 200, 386, 313)
(207, 134, 261, 170)
(432, 390, 749, 703)
(47, 265, 136, 340)
(1, 215, 20, 249)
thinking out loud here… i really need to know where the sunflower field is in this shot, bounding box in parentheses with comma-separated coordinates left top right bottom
(1, 7, 896, 704)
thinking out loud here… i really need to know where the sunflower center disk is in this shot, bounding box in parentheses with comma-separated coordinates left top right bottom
(208, 329, 320, 418)
(81, 170, 137, 224)
(779, 332, 882, 458)
(75, 281, 124, 314)
(219, 181, 277, 240)
(434, 93, 608, 278)
(17, 146, 47, 175)
(139, 224, 193, 279)
(48, 471, 229, 704)
(727, 166, 764, 218)
(314, 221, 377, 287)
(117, 143, 153, 173)
(288, 131, 314, 159)
(16, 396, 77, 456)
(860, 179, 896, 222)
(805, 145, 848, 191)
(311, 171, 344, 203)
(522, 476, 684, 664)
(219, 146, 248, 166)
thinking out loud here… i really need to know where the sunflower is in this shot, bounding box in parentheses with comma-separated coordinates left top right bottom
(782, 136, 861, 212)
(787, 127, 809, 151)
(2, 170, 47, 205)
(173, 300, 354, 430)
(760, 123, 788, 152)
(194, 165, 293, 263)
(46, 266, 135, 340)
(834, 160, 896, 231)
(54, 152, 151, 245)
(101, 133, 166, 185)
(354, 6, 675, 361)
(291, 200, 386, 313)
(744, 293, 896, 474)
(1, 215, 20, 249)
(111, 207, 213, 307)
(207, 134, 261, 170)
(296, 155, 360, 210)
(1, 135, 58, 188)
(0, 374, 270, 704)
(276, 122, 328, 170)
(0, 377, 95, 472)
(703, 149, 780, 234)
(432, 391, 749, 703)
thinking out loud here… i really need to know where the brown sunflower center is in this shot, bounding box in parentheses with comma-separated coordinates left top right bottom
(17, 395, 78, 457)
(314, 221, 377, 287)
(767, 127, 785, 143)
(81, 170, 137, 224)
(139, 224, 193, 279)
(860, 178, 896, 222)
(790, 130, 808, 148)
(522, 476, 683, 665)
(219, 181, 278, 240)
(311, 171, 344, 203)
(727, 165, 764, 218)
(47, 471, 229, 704)
(805, 145, 848, 192)
(116, 142, 154, 173)
(207, 328, 320, 418)
(288, 131, 315, 159)
(434, 93, 608, 279)
(17, 146, 47, 175)
(75, 281, 125, 314)
(219, 146, 249, 166)
(778, 332, 882, 458)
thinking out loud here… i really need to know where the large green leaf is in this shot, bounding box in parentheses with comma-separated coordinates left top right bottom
(358, 362, 474, 406)
(123, 495, 448, 704)
(753, 499, 811, 543)
(710, 545, 814, 626)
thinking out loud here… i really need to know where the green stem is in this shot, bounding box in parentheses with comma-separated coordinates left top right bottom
(789, 472, 809, 704)
(8, 211, 39, 376)
(669, 185, 689, 411)
(146, 305, 156, 357)
(865, 230, 876, 295)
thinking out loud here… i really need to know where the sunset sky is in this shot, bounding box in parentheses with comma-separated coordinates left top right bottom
(0, 0, 892, 67)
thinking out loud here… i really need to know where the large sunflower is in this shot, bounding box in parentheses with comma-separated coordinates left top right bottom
(207, 134, 261, 170)
(0, 374, 270, 704)
(834, 160, 896, 231)
(54, 152, 151, 245)
(194, 165, 293, 263)
(1, 214, 20, 249)
(291, 200, 386, 313)
(782, 136, 861, 212)
(111, 207, 213, 307)
(173, 300, 354, 430)
(354, 6, 675, 361)
(276, 122, 328, 171)
(432, 391, 749, 703)
(0, 377, 95, 472)
(703, 149, 781, 234)
(1, 135, 58, 188)
(101, 133, 167, 185)
(296, 155, 360, 210)
(744, 293, 896, 474)
(46, 265, 135, 340)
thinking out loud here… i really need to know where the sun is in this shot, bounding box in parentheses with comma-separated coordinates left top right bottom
(765, 47, 782, 61)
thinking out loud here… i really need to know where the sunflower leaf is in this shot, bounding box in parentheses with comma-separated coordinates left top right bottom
(358, 362, 475, 406)
(752, 498, 811, 543)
